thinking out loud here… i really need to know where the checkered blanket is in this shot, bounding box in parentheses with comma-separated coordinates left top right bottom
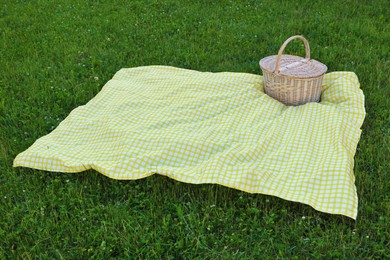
(14, 66, 365, 219)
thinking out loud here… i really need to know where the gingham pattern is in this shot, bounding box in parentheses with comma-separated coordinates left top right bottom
(13, 66, 365, 219)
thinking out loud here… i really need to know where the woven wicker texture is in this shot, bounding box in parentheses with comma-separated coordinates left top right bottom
(14, 66, 366, 219)
(260, 36, 328, 106)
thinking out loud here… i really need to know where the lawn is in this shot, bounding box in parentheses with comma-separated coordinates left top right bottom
(0, 0, 389, 258)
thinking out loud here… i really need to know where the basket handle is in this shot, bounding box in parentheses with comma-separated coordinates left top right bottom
(274, 35, 310, 75)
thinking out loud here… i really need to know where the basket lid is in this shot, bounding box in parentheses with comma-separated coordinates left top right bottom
(259, 35, 327, 78)
(260, 54, 327, 77)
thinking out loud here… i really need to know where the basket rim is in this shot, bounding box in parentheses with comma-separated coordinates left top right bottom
(259, 54, 328, 78)
(260, 66, 326, 80)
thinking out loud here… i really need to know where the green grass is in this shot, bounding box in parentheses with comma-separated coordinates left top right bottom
(1, 0, 389, 258)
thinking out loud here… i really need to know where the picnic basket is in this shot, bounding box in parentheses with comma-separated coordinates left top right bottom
(259, 35, 327, 106)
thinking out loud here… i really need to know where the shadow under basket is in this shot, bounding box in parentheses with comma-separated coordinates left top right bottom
(260, 35, 328, 106)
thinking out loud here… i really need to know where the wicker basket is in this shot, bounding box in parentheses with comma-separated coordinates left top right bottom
(259, 35, 327, 106)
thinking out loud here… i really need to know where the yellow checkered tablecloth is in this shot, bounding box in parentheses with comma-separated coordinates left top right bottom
(14, 66, 365, 219)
